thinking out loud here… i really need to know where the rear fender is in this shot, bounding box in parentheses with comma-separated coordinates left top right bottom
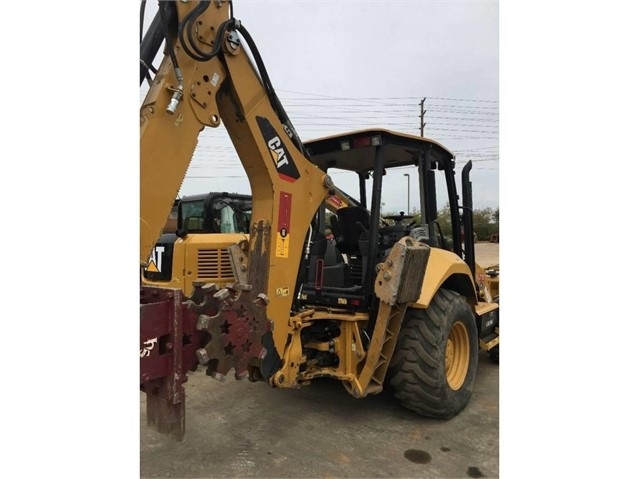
(410, 248, 477, 308)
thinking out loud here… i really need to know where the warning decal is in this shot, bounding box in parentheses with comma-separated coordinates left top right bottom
(328, 195, 348, 209)
(276, 192, 292, 258)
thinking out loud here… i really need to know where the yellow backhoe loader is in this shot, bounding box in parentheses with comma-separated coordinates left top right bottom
(140, 0, 499, 441)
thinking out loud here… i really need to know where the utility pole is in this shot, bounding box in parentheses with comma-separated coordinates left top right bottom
(419, 98, 426, 137)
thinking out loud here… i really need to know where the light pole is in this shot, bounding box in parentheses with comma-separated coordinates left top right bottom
(403, 173, 410, 214)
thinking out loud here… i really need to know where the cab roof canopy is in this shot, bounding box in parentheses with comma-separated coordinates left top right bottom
(304, 129, 455, 173)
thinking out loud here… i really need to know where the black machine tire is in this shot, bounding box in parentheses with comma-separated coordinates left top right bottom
(388, 288, 478, 419)
(489, 345, 499, 364)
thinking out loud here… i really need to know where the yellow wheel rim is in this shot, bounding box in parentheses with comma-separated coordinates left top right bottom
(445, 321, 470, 390)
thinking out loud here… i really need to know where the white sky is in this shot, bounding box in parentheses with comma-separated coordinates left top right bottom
(141, 0, 500, 211)
(3, 1, 639, 478)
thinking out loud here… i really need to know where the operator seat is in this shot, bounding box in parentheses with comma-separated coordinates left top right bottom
(335, 206, 370, 255)
(302, 227, 351, 293)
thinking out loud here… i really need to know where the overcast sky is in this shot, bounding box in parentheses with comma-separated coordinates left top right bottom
(141, 0, 499, 211)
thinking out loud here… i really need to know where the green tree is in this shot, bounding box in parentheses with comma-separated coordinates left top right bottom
(473, 207, 494, 226)
(437, 202, 453, 236)
(435, 203, 499, 241)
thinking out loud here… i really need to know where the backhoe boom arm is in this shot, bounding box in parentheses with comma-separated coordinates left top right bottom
(140, 0, 332, 395)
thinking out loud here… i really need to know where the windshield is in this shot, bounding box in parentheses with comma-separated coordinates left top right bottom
(179, 197, 251, 234)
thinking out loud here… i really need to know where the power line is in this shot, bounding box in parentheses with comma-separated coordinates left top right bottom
(282, 101, 498, 111)
(278, 89, 498, 104)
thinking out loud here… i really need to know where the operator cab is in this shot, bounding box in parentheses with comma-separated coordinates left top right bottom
(176, 192, 252, 237)
(297, 129, 468, 312)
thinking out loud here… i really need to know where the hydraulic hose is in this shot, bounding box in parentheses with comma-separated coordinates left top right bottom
(178, 1, 212, 61)
(140, 6, 176, 85)
(159, 2, 184, 114)
(235, 23, 309, 158)
(140, 0, 146, 44)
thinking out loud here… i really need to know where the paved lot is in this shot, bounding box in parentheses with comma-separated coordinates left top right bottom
(474, 241, 499, 268)
(141, 243, 500, 478)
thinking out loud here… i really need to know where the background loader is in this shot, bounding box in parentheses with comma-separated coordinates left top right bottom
(143, 191, 252, 292)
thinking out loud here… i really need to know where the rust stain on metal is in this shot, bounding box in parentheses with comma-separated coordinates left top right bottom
(139, 222, 272, 441)
(140, 286, 206, 441)
(179, 220, 271, 380)
(249, 220, 271, 295)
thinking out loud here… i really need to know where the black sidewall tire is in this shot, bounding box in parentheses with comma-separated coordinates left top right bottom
(388, 288, 479, 419)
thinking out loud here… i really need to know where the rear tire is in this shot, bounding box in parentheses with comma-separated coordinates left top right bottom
(489, 345, 499, 364)
(388, 288, 478, 418)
